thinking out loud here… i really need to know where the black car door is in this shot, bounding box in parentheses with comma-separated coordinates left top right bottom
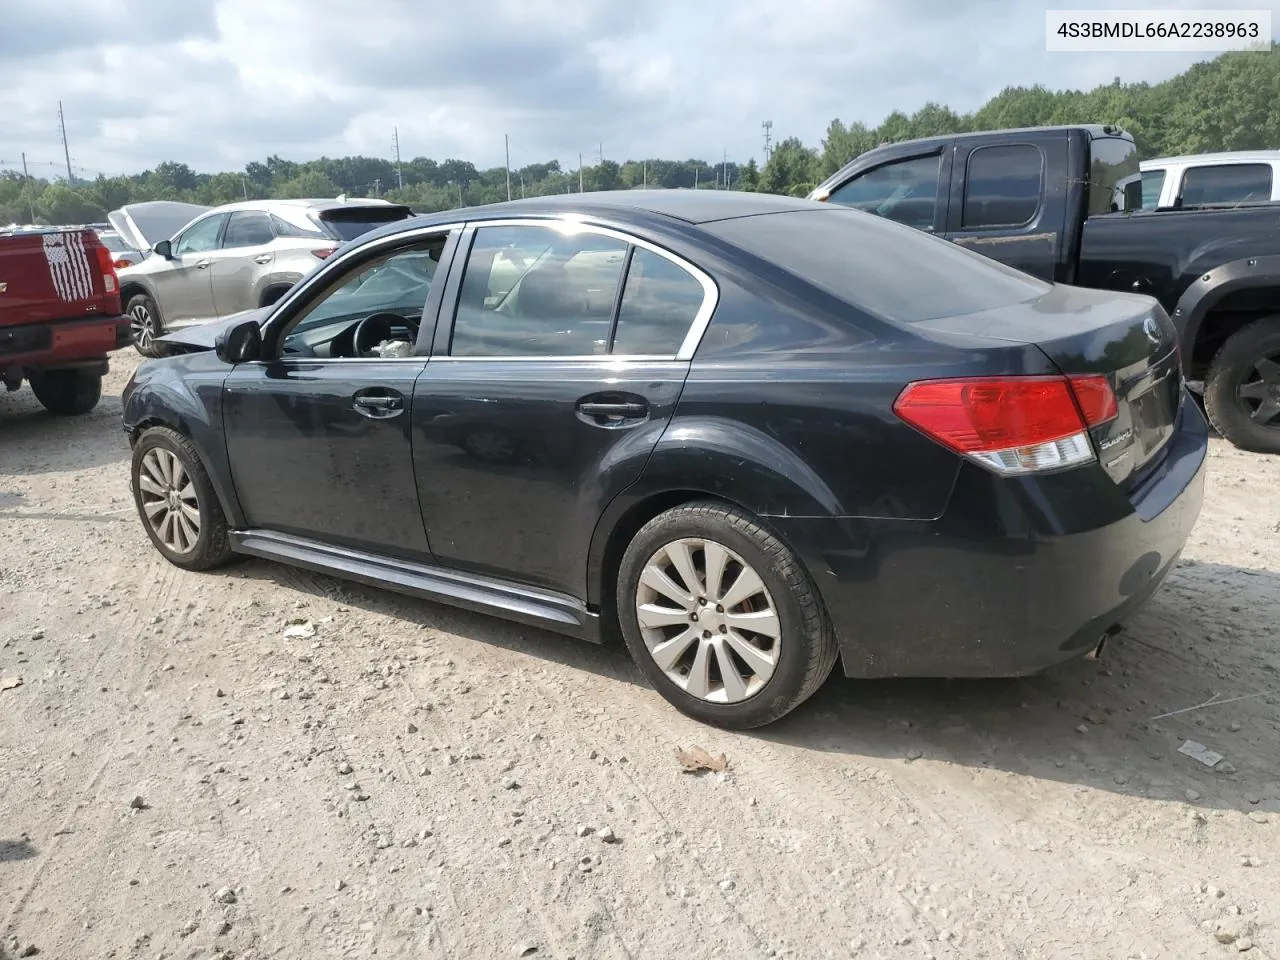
(410, 219, 717, 598)
(942, 132, 1070, 282)
(221, 225, 460, 561)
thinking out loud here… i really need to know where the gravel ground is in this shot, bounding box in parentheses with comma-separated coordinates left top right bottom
(1, 349, 1278, 960)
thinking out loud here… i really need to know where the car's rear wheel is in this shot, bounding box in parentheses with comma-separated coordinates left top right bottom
(126, 293, 164, 358)
(1204, 315, 1280, 453)
(130, 426, 233, 571)
(28, 368, 103, 415)
(616, 501, 838, 729)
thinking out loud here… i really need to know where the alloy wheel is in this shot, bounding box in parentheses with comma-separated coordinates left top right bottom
(1236, 353, 1280, 428)
(137, 447, 201, 554)
(634, 537, 781, 704)
(130, 303, 157, 351)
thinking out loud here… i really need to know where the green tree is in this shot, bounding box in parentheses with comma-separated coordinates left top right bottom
(35, 184, 105, 224)
(277, 171, 341, 199)
(761, 137, 818, 195)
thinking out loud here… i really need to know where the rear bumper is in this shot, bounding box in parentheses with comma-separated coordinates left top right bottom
(772, 389, 1209, 679)
(0, 314, 130, 368)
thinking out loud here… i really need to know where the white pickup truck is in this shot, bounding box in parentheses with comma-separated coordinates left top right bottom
(1131, 150, 1280, 209)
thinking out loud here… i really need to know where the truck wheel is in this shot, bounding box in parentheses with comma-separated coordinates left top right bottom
(28, 368, 103, 416)
(126, 293, 165, 357)
(130, 426, 234, 571)
(1204, 316, 1280, 454)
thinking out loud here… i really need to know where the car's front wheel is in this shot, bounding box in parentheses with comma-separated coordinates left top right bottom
(616, 501, 838, 729)
(130, 426, 233, 571)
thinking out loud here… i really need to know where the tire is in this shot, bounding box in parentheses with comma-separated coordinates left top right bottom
(130, 426, 234, 571)
(28, 368, 102, 416)
(616, 500, 838, 729)
(1203, 315, 1280, 454)
(126, 293, 165, 358)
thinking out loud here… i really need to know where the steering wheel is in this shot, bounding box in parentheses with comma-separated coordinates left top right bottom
(353, 312, 418, 357)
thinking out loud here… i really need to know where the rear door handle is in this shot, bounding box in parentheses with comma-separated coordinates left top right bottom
(353, 390, 405, 418)
(578, 401, 647, 418)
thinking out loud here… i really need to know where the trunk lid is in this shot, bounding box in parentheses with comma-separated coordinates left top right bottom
(912, 283, 1182, 489)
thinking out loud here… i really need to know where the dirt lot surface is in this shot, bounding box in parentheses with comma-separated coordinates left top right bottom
(1, 349, 1278, 960)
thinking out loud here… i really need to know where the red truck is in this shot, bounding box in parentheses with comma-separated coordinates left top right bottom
(0, 227, 129, 415)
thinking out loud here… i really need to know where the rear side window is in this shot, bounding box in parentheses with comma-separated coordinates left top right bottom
(962, 144, 1042, 228)
(707, 208, 1050, 325)
(270, 213, 325, 239)
(1086, 135, 1140, 215)
(612, 248, 706, 355)
(826, 154, 941, 229)
(1180, 164, 1273, 206)
(222, 211, 274, 248)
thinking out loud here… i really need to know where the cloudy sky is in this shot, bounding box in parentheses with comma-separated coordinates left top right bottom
(2, 0, 1275, 179)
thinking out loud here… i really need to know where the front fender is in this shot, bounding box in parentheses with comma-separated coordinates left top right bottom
(123, 357, 245, 528)
(1173, 254, 1280, 367)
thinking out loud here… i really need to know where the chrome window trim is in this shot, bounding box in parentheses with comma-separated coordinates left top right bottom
(449, 216, 720, 362)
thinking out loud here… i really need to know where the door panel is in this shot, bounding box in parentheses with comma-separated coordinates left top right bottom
(158, 212, 227, 322)
(211, 211, 277, 317)
(223, 360, 430, 559)
(411, 358, 686, 594)
(943, 135, 1069, 282)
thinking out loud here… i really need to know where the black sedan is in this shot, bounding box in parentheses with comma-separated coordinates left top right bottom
(122, 190, 1208, 729)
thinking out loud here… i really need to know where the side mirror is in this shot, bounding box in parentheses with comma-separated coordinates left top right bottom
(215, 319, 263, 364)
(153, 239, 172, 259)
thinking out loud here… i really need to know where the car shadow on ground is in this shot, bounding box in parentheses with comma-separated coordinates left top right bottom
(227, 557, 1278, 814)
(0, 390, 129, 478)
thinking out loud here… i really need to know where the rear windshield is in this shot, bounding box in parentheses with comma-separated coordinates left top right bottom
(315, 206, 414, 241)
(706, 207, 1051, 324)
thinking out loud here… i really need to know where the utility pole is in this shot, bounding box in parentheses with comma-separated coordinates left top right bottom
(372, 177, 381, 196)
(504, 134, 511, 201)
(642, 161, 647, 188)
(694, 168, 699, 190)
(458, 181, 463, 207)
(21, 153, 35, 222)
(579, 153, 584, 193)
(722, 148, 727, 189)
(519, 172, 525, 198)
(392, 127, 403, 190)
(762, 120, 773, 164)
(58, 100, 73, 184)
(21, 152, 29, 179)
(241, 177, 249, 200)
(598, 142, 603, 166)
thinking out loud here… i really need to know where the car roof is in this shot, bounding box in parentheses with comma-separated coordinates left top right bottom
(1142, 150, 1280, 167)
(407, 190, 821, 231)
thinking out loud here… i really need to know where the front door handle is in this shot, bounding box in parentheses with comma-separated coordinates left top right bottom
(353, 390, 405, 419)
(576, 394, 649, 427)
(195, 259, 211, 269)
(254, 254, 273, 264)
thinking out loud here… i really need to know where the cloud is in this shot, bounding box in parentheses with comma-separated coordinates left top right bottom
(0, 0, 1274, 179)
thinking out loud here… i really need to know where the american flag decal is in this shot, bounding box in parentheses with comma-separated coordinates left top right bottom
(42, 232, 94, 302)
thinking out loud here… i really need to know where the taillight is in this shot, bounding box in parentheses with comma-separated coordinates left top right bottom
(94, 245, 119, 294)
(893, 374, 1118, 476)
(311, 247, 337, 260)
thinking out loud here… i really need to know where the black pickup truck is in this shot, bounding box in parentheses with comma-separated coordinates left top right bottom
(811, 124, 1280, 453)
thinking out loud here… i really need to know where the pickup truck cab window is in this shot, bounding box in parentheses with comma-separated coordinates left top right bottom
(1180, 163, 1273, 206)
(962, 144, 1043, 229)
(826, 154, 941, 230)
(1141, 169, 1166, 209)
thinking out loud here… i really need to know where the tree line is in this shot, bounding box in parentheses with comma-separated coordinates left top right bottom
(3, 44, 1276, 228)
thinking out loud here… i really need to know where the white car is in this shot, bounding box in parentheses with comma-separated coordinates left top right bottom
(114, 197, 414, 356)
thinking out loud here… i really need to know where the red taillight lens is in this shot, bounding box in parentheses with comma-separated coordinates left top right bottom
(311, 247, 337, 260)
(894, 374, 1116, 476)
(94, 245, 119, 294)
(1066, 374, 1118, 426)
